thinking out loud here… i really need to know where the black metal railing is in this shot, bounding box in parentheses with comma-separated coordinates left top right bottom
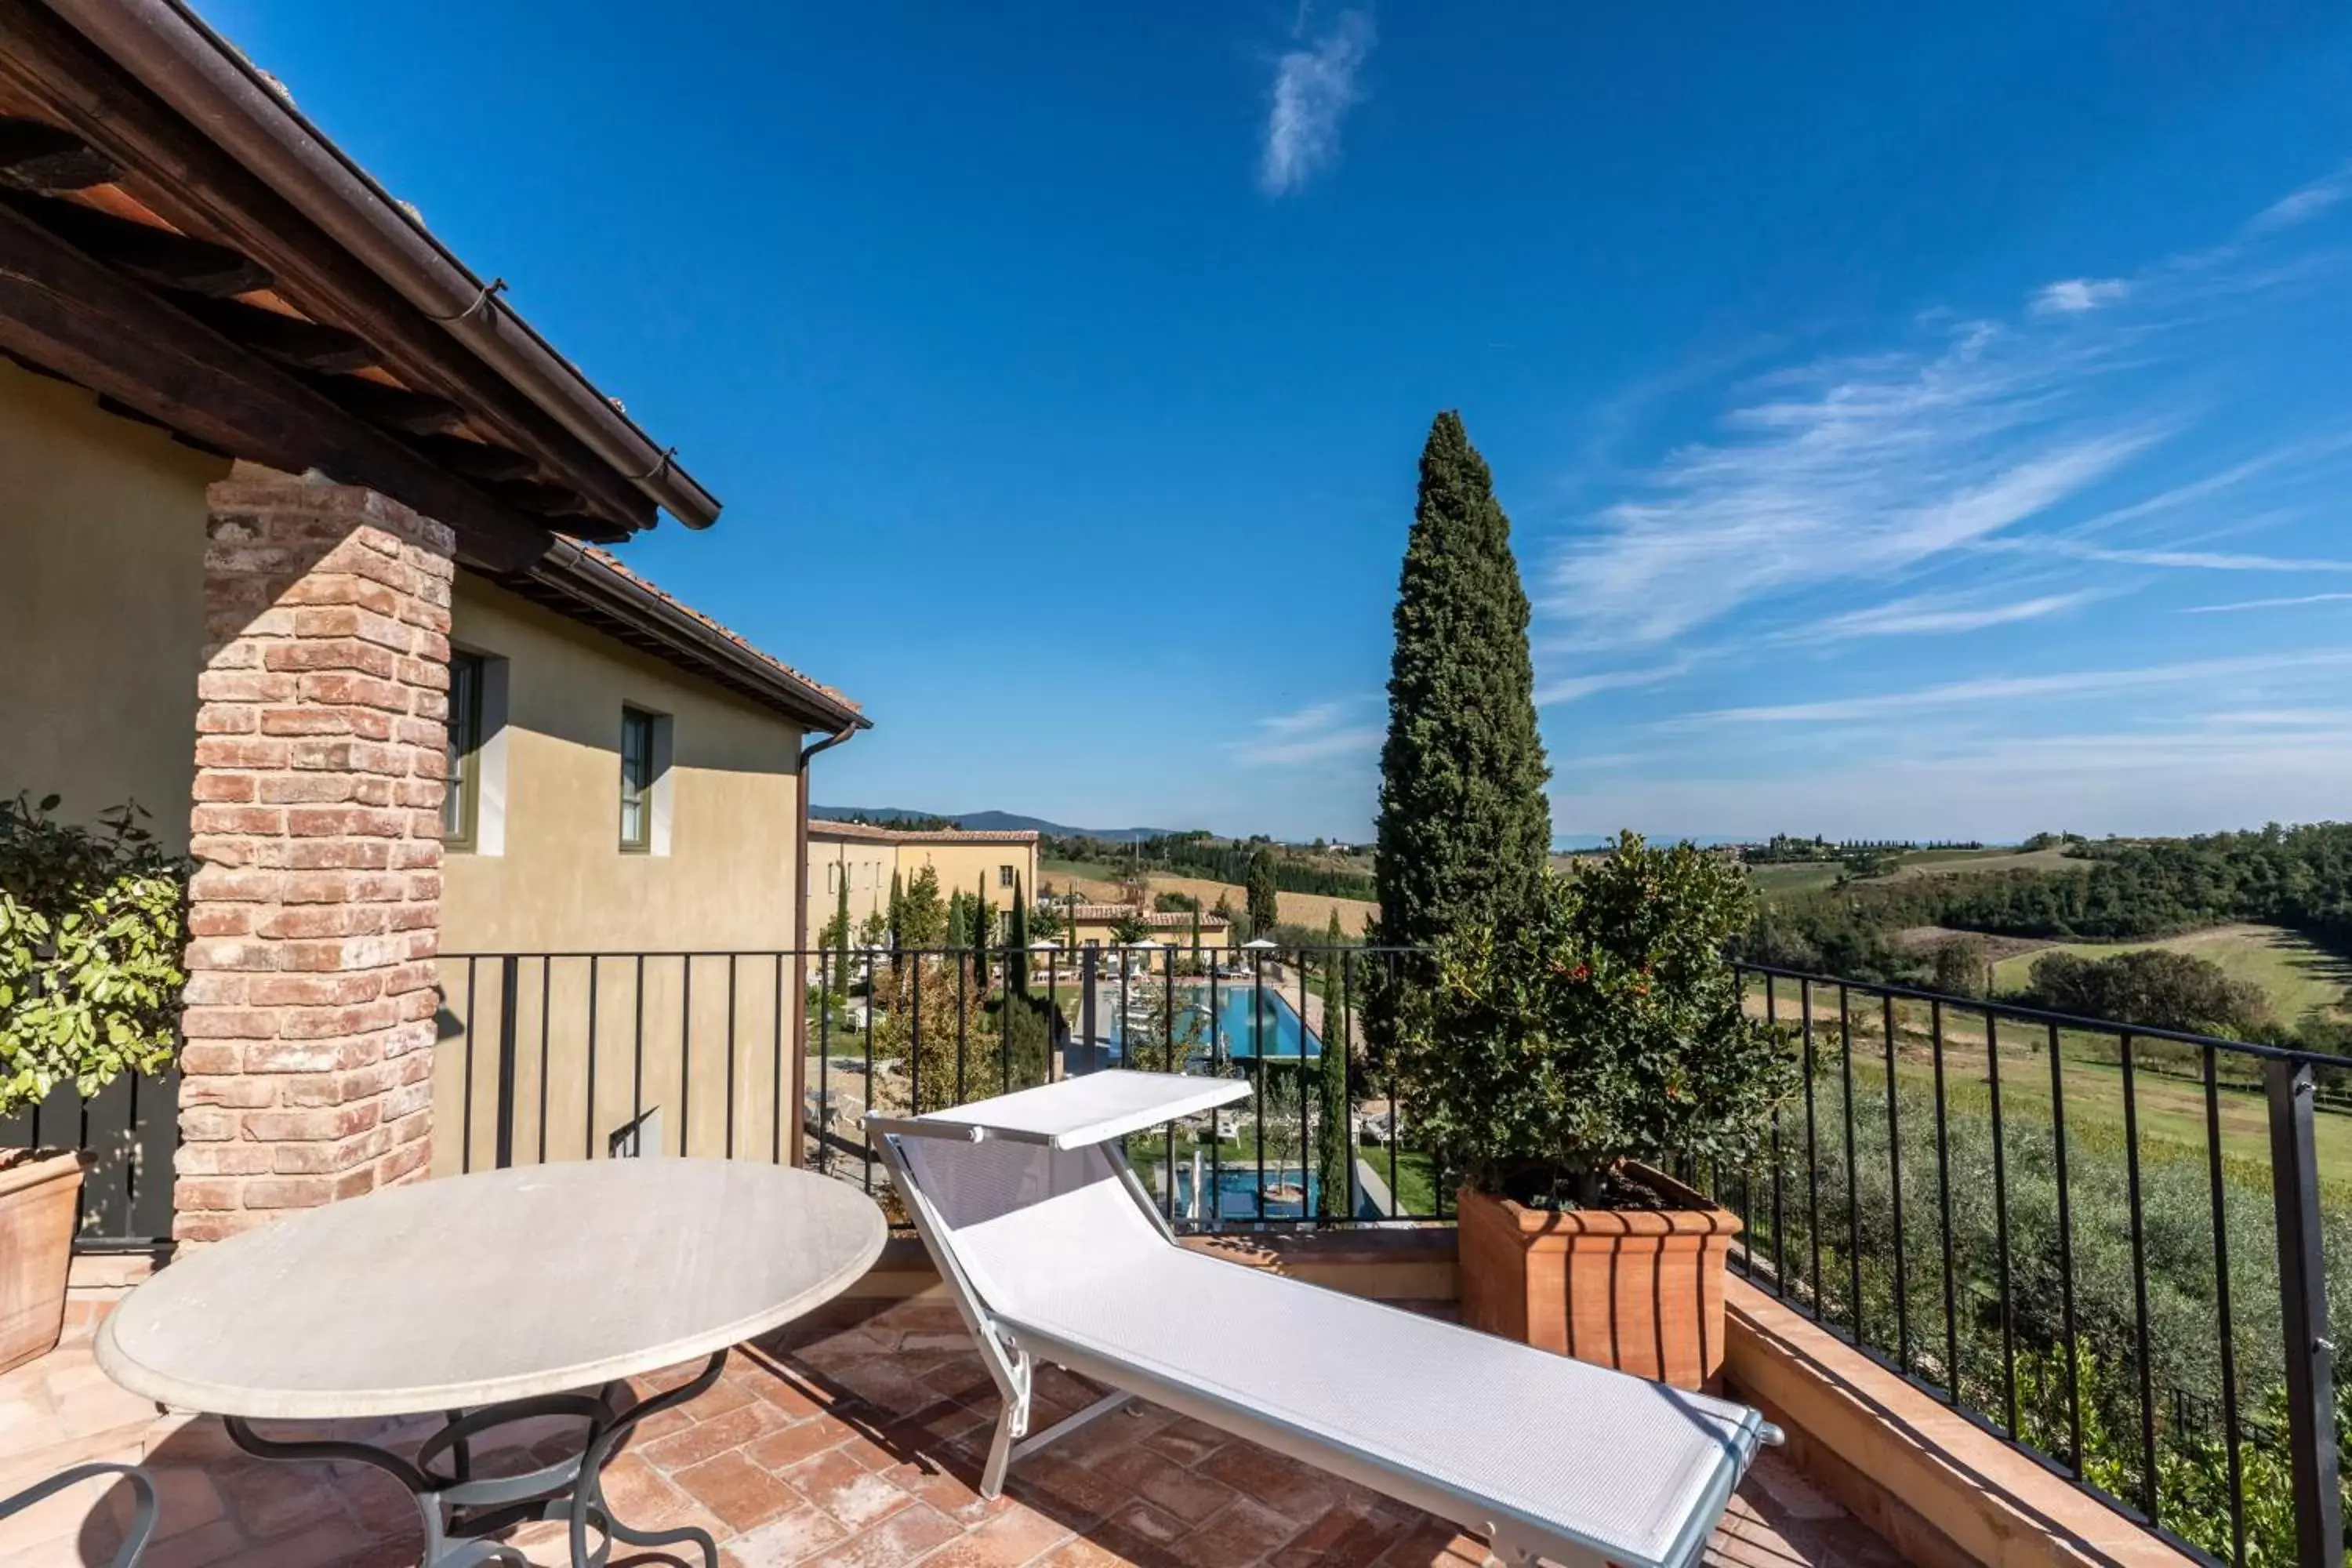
(1702, 961, 2347, 1568)
(437, 943, 1450, 1226)
(26, 933, 2341, 1560)
(0, 1059, 179, 1248)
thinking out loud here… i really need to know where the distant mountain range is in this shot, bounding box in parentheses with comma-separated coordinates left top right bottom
(811, 807, 1190, 842)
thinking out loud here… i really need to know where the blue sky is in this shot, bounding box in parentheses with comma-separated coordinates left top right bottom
(201, 1, 2352, 844)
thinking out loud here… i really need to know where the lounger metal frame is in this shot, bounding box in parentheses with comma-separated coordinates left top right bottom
(869, 1110, 1766, 1568)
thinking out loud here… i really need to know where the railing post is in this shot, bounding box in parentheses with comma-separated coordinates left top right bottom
(493, 955, 520, 1171)
(2267, 1055, 2343, 1568)
(1074, 947, 1098, 1078)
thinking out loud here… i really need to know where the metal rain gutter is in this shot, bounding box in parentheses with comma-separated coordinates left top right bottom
(44, 0, 723, 531)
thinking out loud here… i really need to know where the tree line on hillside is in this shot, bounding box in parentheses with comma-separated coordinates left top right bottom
(1748, 823, 2352, 972)
(1855, 823, 2352, 943)
(1043, 831, 1378, 902)
(1740, 824, 2352, 1052)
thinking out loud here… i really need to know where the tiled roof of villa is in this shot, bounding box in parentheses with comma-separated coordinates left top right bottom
(1068, 904, 1232, 928)
(578, 544, 861, 713)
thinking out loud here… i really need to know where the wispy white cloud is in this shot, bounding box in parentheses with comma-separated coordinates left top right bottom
(1258, 9, 1375, 197)
(2183, 590, 2352, 614)
(1544, 314, 2157, 646)
(1536, 659, 1693, 706)
(2004, 539, 2352, 572)
(1784, 591, 2092, 643)
(2031, 278, 2130, 315)
(2204, 707, 2352, 725)
(1226, 699, 1383, 766)
(1676, 649, 2352, 725)
(1552, 720, 2352, 843)
(1546, 165, 2352, 667)
(2249, 164, 2352, 235)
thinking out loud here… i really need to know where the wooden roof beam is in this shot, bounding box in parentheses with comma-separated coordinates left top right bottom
(0, 114, 118, 192)
(6, 190, 267, 296)
(0, 196, 575, 568)
(0, 0, 656, 535)
(172, 292, 376, 373)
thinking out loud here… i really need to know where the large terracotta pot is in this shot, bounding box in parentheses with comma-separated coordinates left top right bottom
(1457, 1162, 1740, 1392)
(0, 1149, 86, 1374)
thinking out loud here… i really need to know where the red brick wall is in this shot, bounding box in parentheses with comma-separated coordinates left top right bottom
(175, 478, 454, 1242)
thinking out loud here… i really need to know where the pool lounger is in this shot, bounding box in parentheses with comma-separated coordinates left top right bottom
(867, 1070, 1780, 1568)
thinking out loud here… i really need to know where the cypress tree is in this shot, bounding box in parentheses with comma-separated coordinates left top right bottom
(887, 869, 905, 949)
(1316, 907, 1352, 1219)
(1246, 849, 1279, 940)
(1370, 412, 1552, 1047)
(974, 873, 991, 989)
(1008, 873, 1030, 995)
(831, 876, 852, 996)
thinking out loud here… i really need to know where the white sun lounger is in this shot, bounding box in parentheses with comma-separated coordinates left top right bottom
(867, 1070, 1778, 1568)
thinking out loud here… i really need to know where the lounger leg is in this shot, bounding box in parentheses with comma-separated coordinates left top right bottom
(980, 1406, 1020, 1500)
(978, 1347, 1033, 1501)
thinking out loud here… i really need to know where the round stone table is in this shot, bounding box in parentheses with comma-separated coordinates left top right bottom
(96, 1160, 886, 1568)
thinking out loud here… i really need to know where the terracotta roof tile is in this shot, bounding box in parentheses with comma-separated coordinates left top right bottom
(1067, 904, 1232, 929)
(575, 542, 861, 713)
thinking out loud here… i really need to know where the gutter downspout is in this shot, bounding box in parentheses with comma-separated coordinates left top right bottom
(48, 0, 722, 529)
(791, 724, 858, 1169)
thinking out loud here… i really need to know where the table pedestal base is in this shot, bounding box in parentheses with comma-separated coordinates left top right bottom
(224, 1351, 725, 1567)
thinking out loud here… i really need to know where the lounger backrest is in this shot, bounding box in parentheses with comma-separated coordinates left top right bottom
(896, 1135, 1166, 1314)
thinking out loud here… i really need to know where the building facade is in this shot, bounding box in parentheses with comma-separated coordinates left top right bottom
(0, 9, 862, 1243)
(806, 821, 1043, 937)
(1062, 904, 1237, 952)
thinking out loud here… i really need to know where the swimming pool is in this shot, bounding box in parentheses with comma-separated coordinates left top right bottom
(1212, 984, 1321, 1061)
(1110, 984, 1322, 1063)
(1172, 1165, 1322, 1221)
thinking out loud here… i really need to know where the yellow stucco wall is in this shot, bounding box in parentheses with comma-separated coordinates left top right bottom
(0, 359, 228, 851)
(803, 832, 1041, 938)
(808, 834, 895, 931)
(1065, 913, 1237, 951)
(434, 576, 817, 1174)
(894, 840, 1040, 908)
(438, 575, 808, 952)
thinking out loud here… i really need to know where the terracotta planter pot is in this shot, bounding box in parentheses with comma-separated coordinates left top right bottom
(1457, 1163, 1740, 1392)
(0, 1149, 86, 1374)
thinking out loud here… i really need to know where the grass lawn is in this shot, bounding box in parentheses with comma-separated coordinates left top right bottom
(1869, 845, 2091, 880)
(1740, 979, 2352, 1180)
(1040, 857, 1119, 883)
(1388, 1149, 1442, 1216)
(1987, 922, 2352, 1025)
(1744, 845, 2092, 902)
(1744, 862, 1846, 897)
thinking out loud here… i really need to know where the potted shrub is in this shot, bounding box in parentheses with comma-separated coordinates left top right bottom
(1396, 832, 1792, 1390)
(1, 796, 187, 1372)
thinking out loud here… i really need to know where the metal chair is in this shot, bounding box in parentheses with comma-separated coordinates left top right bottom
(0, 1461, 160, 1568)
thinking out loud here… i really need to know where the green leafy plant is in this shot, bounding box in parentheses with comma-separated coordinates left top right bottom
(1397, 831, 1794, 1207)
(1, 795, 191, 1123)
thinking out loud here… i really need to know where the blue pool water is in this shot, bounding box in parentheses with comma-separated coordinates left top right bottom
(1112, 985, 1322, 1064)
(1173, 1166, 1322, 1221)
(1208, 985, 1322, 1062)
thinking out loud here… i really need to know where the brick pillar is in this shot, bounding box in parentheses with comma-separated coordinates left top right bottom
(174, 477, 454, 1243)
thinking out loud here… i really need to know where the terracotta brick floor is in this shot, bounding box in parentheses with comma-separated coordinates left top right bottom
(0, 1297, 1900, 1568)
